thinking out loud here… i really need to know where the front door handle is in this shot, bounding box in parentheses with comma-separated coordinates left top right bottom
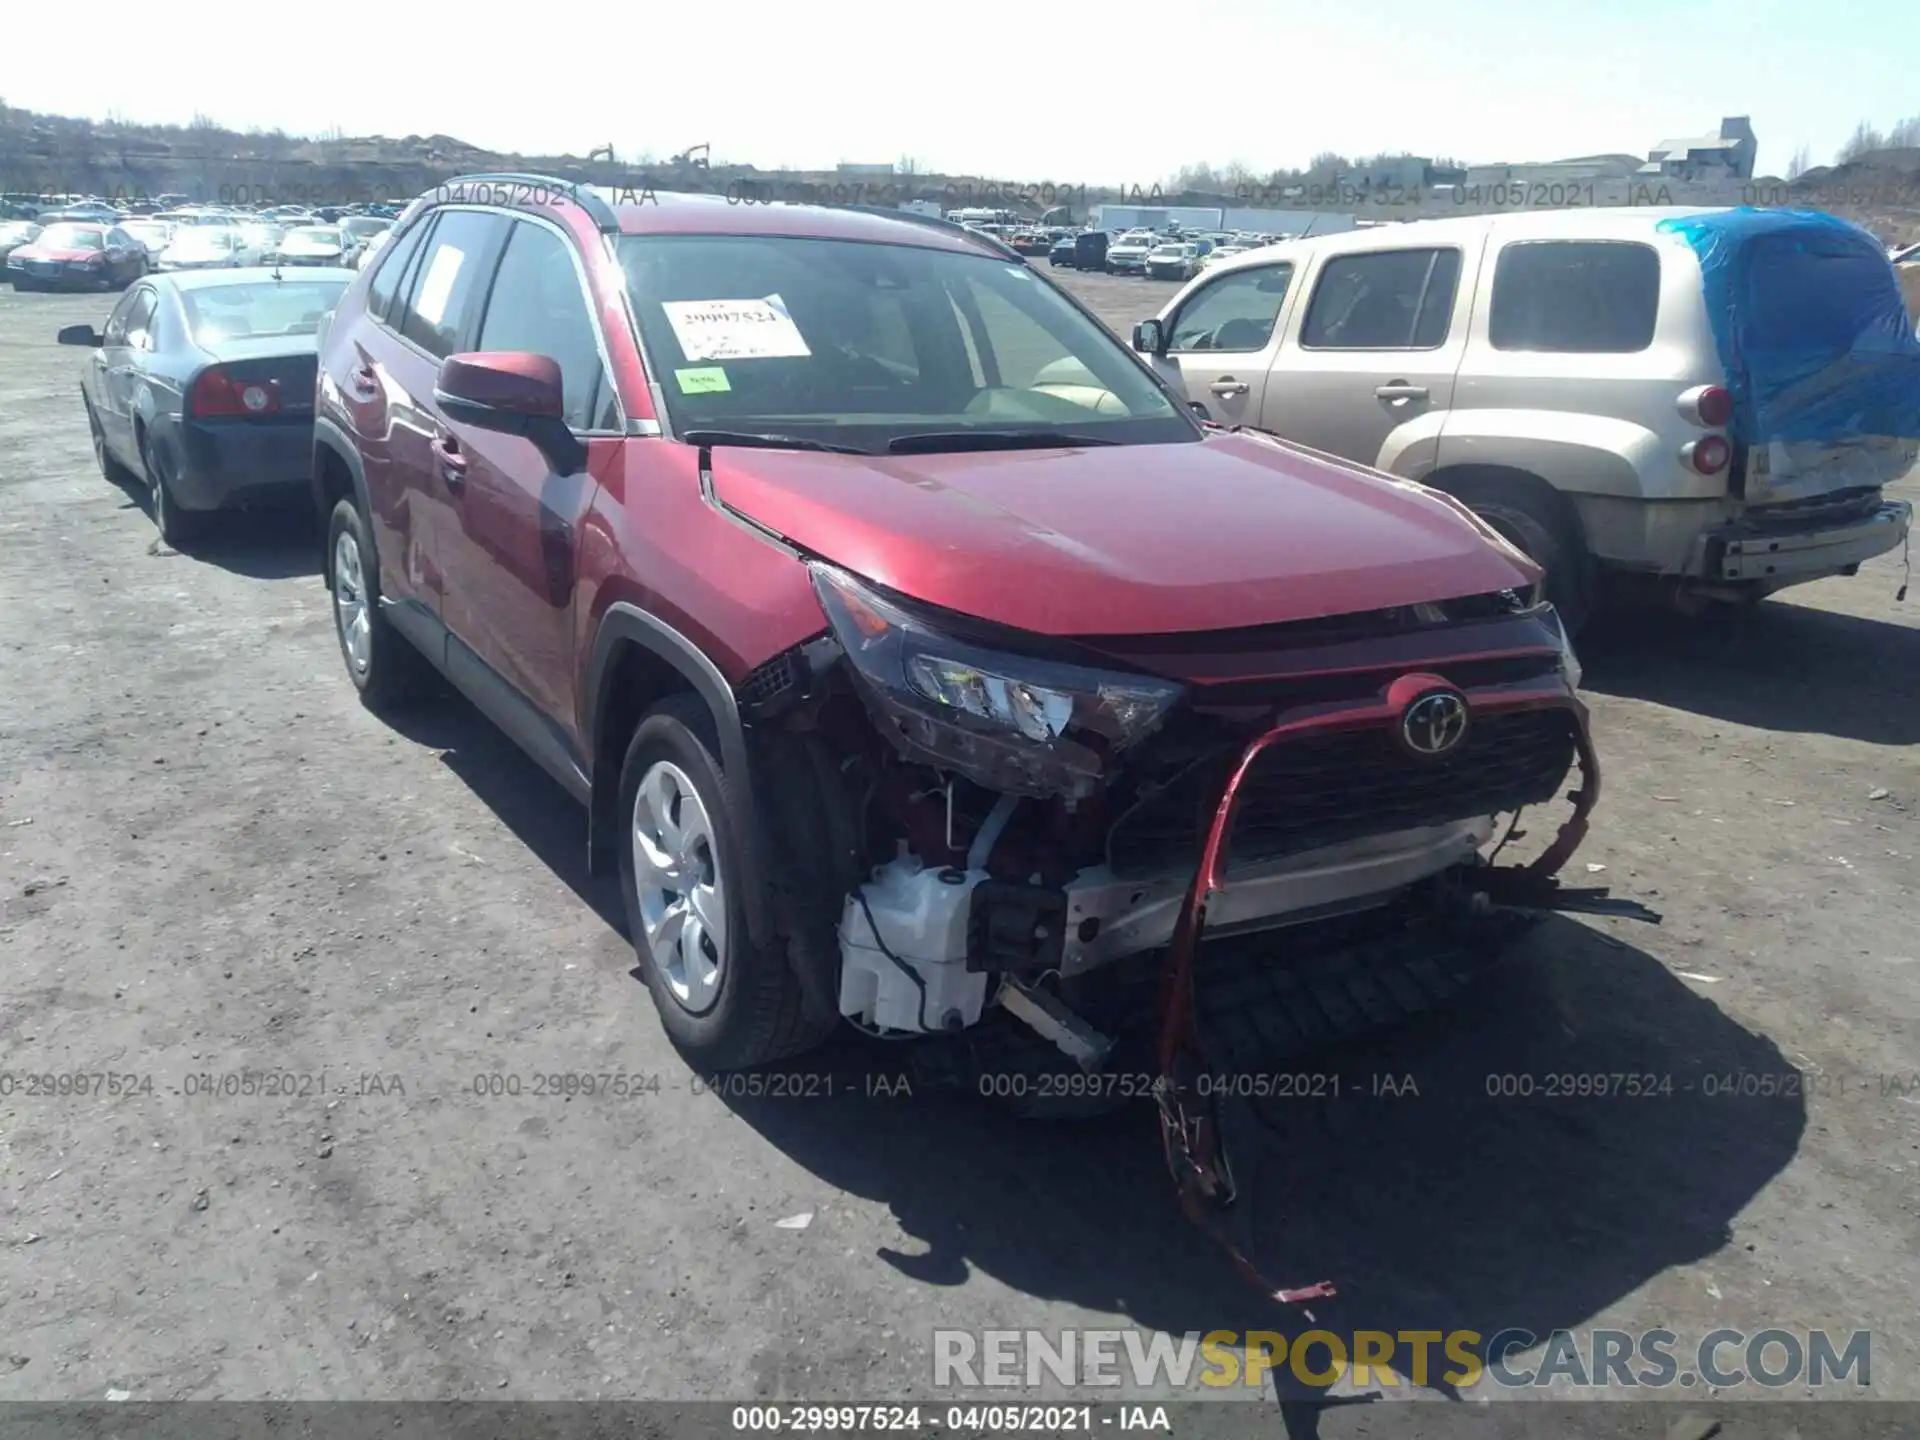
(1375, 382, 1429, 402)
(435, 436, 468, 491)
(1209, 378, 1250, 398)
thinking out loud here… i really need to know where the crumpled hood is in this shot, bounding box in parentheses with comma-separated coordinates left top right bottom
(709, 430, 1538, 635)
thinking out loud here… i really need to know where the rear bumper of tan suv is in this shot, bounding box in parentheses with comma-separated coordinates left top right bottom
(1694, 498, 1911, 585)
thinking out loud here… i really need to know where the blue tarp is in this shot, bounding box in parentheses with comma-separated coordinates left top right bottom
(1657, 208, 1920, 445)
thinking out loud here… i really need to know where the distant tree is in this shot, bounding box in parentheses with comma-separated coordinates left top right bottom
(1171, 161, 1223, 192)
(1889, 115, 1920, 148)
(897, 155, 920, 175)
(1838, 120, 1887, 163)
(1785, 144, 1811, 179)
(188, 111, 220, 132)
(1306, 150, 1349, 176)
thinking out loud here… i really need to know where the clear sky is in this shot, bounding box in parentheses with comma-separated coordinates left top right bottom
(3, 0, 1911, 180)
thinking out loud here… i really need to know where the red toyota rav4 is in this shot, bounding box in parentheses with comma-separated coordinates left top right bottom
(313, 175, 1606, 1100)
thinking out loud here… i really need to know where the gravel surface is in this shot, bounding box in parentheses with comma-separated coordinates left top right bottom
(2, 268, 1916, 1427)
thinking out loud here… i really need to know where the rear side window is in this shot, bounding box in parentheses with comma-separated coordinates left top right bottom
(1489, 241, 1660, 353)
(1301, 248, 1461, 349)
(474, 220, 613, 431)
(367, 217, 431, 327)
(394, 211, 507, 359)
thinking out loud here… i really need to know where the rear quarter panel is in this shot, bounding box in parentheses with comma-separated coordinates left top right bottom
(1438, 229, 1727, 504)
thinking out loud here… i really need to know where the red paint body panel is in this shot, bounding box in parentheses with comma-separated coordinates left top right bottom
(707, 429, 1538, 637)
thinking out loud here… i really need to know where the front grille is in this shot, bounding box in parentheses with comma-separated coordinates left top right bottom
(1107, 706, 1579, 876)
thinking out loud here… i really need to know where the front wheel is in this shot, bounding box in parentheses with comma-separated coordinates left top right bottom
(1453, 483, 1591, 635)
(618, 695, 832, 1070)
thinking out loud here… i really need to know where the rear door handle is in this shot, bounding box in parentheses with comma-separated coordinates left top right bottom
(1375, 382, 1429, 401)
(435, 435, 468, 491)
(1209, 378, 1250, 398)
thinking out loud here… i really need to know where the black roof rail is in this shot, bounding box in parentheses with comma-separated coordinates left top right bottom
(429, 172, 620, 232)
(837, 203, 1023, 261)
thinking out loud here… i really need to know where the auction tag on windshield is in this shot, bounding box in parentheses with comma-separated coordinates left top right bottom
(675, 366, 731, 394)
(660, 294, 811, 362)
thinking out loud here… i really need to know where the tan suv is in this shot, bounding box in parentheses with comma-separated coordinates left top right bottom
(1133, 207, 1918, 629)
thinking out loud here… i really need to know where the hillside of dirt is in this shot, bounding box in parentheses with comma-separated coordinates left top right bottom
(6, 102, 1920, 236)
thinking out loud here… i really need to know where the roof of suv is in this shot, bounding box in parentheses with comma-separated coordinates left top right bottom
(1202, 205, 1738, 282)
(602, 189, 989, 254)
(409, 179, 1011, 259)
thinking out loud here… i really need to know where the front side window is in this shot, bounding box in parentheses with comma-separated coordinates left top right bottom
(616, 234, 1194, 451)
(474, 220, 612, 431)
(1301, 248, 1462, 349)
(1168, 264, 1294, 352)
(1489, 241, 1660, 353)
(102, 287, 147, 345)
(365, 217, 430, 326)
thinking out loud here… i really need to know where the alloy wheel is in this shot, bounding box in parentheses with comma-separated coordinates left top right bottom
(631, 761, 727, 1015)
(332, 529, 372, 674)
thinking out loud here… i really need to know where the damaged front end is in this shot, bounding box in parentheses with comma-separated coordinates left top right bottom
(740, 562, 1653, 1300)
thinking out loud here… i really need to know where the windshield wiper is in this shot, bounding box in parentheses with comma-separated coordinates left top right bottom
(885, 430, 1121, 454)
(680, 428, 871, 456)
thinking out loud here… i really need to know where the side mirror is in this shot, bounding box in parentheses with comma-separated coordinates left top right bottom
(1131, 318, 1166, 356)
(58, 324, 104, 347)
(435, 352, 585, 473)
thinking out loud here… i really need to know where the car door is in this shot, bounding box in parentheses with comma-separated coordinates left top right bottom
(95, 286, 156, 461)
(1257, 241, 1482, 478)
(1143, 259, 1299, 426)
(105, 227, 142, 282)
(363, 210, 509, 640)
(438, 215, 619, 749)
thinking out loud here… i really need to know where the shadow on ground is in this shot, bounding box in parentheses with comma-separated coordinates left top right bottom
(1579, 595, 1920, 745)
(372, 686, 626, 933)
(719, 918, 1799, 1419)
(105, 470, 321, 581)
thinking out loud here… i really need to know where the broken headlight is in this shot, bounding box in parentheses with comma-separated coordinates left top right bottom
(809, 562, 1184, 800)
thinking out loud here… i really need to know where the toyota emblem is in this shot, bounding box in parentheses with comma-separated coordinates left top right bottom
(1399, 688, 1469, 757)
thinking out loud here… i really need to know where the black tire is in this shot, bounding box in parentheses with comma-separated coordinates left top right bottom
(84, 396, 133, 485)
(325, 496, 432, 709)
(1451, 480, 1591, 635)
(618, 694, 832, 1071)
(141, 430, 205, 548)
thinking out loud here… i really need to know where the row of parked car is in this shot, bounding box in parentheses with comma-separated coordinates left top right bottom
(48, 180, 1916, 1122)
(1036, 226, 1284, 279)
(2, 202, 394, 291)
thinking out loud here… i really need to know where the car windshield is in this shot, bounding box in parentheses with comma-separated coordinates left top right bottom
(175, 229, 237, 251)
(341, 218, 390, 238)
(124, 222, 170, 242)
(1, 222, 41, 243)
(616, 233, 1195, 452)
(179, 280, 349, 344)
(37, 224, 105, 250)
(287, 227, 342, 245)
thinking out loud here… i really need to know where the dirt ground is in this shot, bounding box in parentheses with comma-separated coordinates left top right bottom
(2, 265, 1918, 1432)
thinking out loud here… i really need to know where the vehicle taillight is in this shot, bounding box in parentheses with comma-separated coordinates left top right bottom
(190, 368, 280, 417)
(1685, 435, 1731, 475)
(1678, 383, 1733, 428)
